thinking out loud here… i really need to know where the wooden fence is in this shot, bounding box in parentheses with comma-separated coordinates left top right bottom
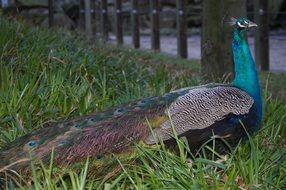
(47, 0, 270, 71)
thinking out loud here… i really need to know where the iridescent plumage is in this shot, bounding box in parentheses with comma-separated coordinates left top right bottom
(0, 17, 262, 181)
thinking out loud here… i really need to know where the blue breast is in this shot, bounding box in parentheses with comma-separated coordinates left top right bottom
(232, 29, 263, 129)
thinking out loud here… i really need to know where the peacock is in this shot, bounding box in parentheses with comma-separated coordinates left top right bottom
(0, 17, 262, 180)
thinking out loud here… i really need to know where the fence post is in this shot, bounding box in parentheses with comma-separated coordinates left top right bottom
(115, 0, 123, 45)
(48, 0, 54, 28)
(131, 0, 140, 48)
(101, 0, 109, 41)
(94, 0, 101, 36)
(90, 0, 95, 32)
(254, 0, 269, 71)
(79, 0, 85, 30)
(150, 0, 160, 51)
(176, 0, 187, 58)
(84, 0, 92, 38)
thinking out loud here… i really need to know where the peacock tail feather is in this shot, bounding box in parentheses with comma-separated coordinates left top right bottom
(0, 87, 188, 175)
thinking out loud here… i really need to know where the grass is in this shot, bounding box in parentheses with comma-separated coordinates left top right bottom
(0, 17, 285, 189)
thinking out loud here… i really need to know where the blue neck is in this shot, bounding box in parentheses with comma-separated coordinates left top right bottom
(232, 29, 262, 123)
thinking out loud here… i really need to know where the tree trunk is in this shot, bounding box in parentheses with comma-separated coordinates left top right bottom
(201, 0, 246, 80)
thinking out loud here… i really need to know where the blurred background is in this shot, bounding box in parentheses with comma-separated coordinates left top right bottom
(1, 0, 286, 75)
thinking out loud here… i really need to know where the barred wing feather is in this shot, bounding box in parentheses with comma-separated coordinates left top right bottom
(145, 86, 254, 144)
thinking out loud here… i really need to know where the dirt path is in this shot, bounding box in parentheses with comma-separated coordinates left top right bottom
(118, 31, 286, 72)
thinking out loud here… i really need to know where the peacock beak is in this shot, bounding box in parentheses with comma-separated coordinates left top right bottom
(248, 21, 258, 28)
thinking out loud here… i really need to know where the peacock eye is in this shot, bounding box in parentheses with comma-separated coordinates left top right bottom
(59, 139, 68, 146)
(237, 21, 245, 28)
(96, 154, 103, 160)
(116, 108, 124, 112)
(27, 140, 38, 148)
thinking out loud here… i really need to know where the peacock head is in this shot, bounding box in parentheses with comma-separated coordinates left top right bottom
(227, 17, 257, 32)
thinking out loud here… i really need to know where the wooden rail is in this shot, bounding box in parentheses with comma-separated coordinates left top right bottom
(115, 0, 123, 45)
(131, 0, 140, 48)
(84, 0, 92, 38)
(48, 0, 54, 28)
(101, 0, 108, 41)
(150, 0, 160, 51)
(254, 0, 269, 71)
(48, 0, 270, 70)
(176, 0, 187, 58)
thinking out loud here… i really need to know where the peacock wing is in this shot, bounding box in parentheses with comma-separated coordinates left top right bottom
(144, 85, 254, 144)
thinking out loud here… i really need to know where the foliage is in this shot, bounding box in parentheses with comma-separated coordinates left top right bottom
(0, 18, 285, 189)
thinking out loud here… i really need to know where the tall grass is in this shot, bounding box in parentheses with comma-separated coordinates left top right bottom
(0, 18, 285, 189)
(0, 18, 196, 143)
